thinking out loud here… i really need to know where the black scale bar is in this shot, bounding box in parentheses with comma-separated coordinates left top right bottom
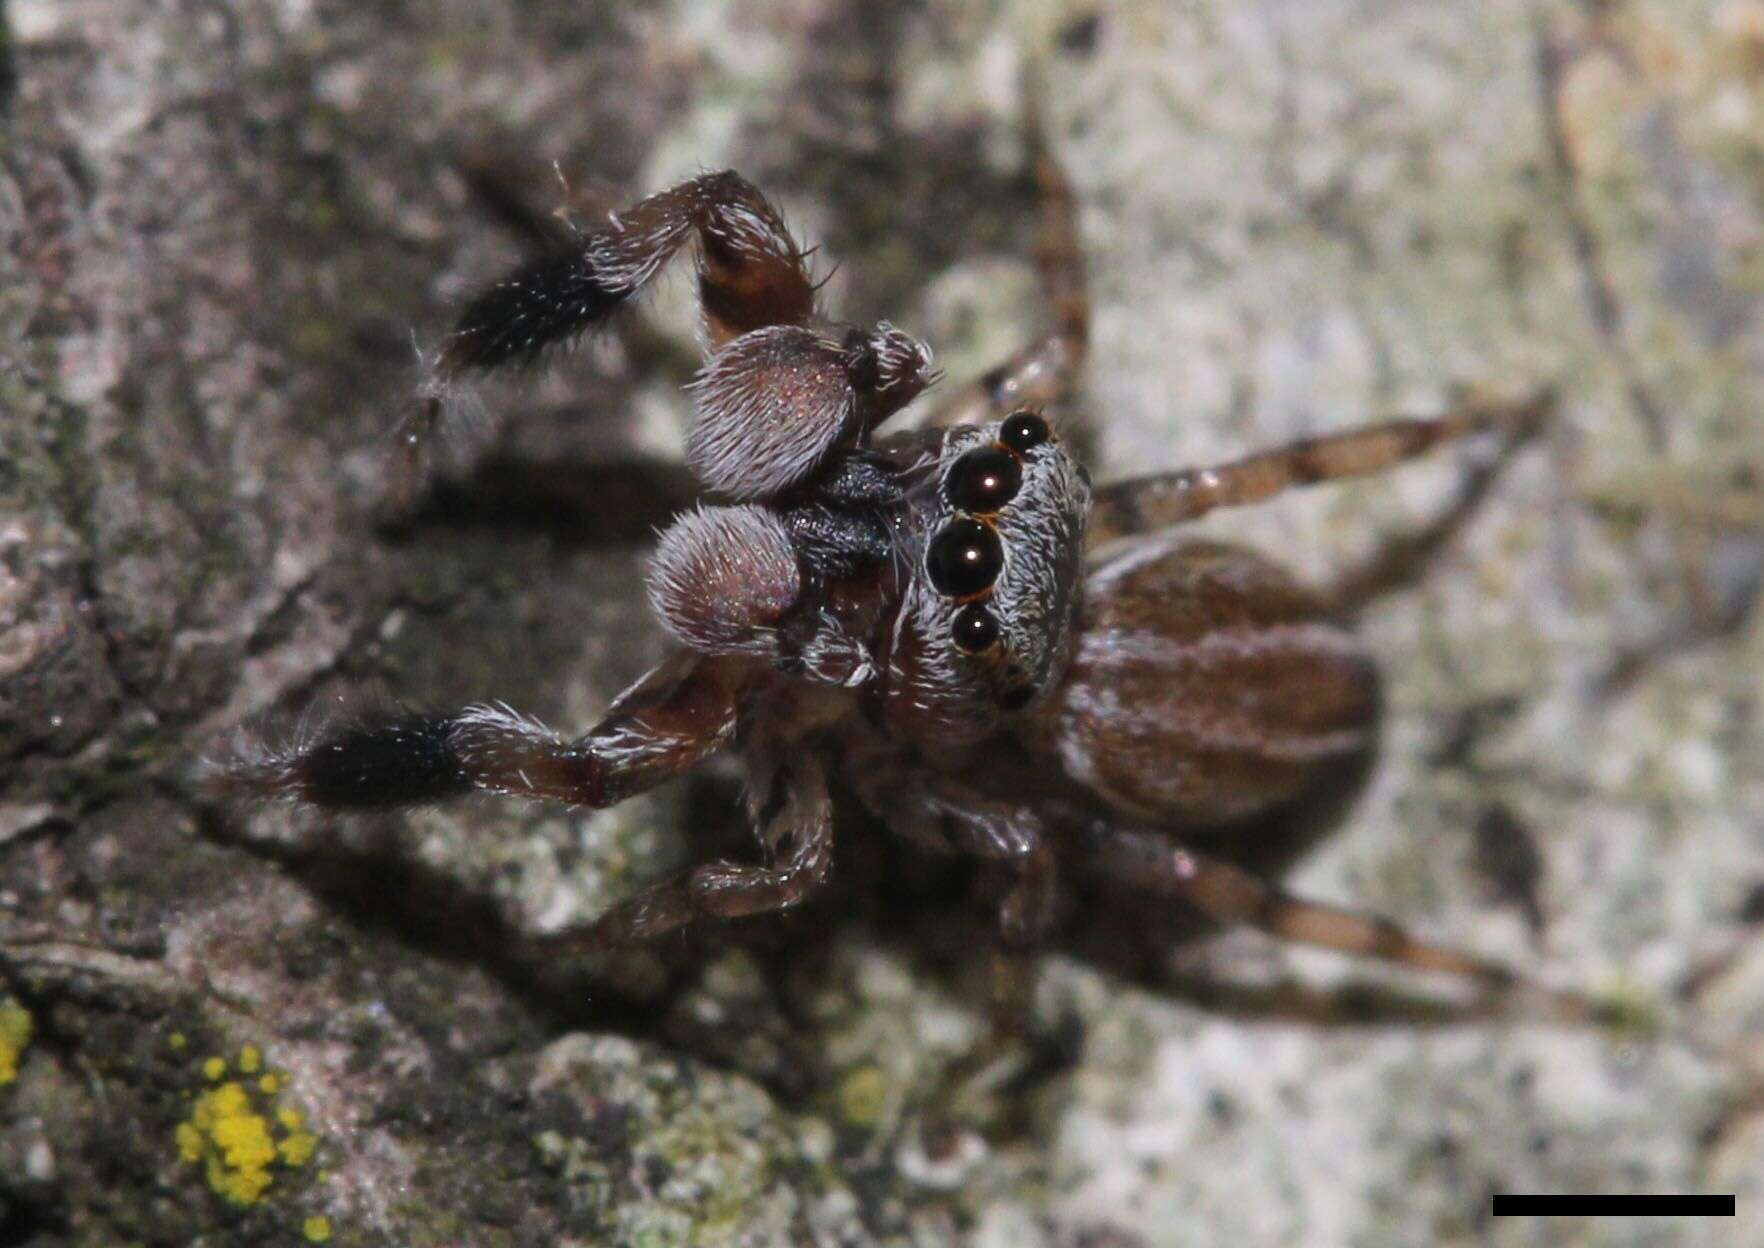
(1492, 1194, 1734, 1216)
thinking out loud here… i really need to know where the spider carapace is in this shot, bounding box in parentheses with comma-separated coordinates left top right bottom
(213, 148, 1587, 1017)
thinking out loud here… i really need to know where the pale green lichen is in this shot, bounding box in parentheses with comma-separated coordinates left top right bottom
(836, 1065, 888, 1129)
(0, 1000, 33, 1087)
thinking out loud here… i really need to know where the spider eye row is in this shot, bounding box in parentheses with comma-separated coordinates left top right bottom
(926, 518, 1003, 598)
(925, 410, 1051, 659)
(1000, 410, 1050, 454)
(943, 446, 1022, 513)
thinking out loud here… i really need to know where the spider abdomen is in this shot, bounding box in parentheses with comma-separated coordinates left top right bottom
(1043, 539, 1378, 829)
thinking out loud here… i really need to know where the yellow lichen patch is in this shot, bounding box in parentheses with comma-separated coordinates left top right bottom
(175, 1121, 204, 1163)
(0, 1000, 32, 1087)
(279, 1125, 318, 1167)
(277, 1105, 318, 1165)
(303, 1215, 333, 1243)
(175, 1047, 321, 1208)
(187, 1082, 277, 1205)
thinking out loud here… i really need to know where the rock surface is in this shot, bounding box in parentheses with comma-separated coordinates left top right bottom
(2, 2, 1762, 1245)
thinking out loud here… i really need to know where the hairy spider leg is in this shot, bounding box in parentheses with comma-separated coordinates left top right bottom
(386, 170, 823, 508)
(421, 167, 931, 503)
(1087, 392, 1554, 548)
(925, 92, 1089, 430)
(1322, 396, 1551, 615)
(848, 771, 1062, 1075)
(439, 170, 816, 375)
(1086, 826, 1601, 1023)
(211, 652, 746, 812)
(528, 755, 834, 951)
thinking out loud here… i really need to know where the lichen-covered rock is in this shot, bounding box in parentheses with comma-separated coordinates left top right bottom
(3, 2, 1761, 1246)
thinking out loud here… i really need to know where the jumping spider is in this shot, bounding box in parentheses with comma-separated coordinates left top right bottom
(215, 141, 1592, 1019)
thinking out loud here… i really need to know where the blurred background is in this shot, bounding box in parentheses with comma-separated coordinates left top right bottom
(2, 2, 1763, 1245)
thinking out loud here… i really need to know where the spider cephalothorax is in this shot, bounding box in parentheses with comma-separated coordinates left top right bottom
(212, 145, 1593, 1022)
(881, 410, 1091, 745)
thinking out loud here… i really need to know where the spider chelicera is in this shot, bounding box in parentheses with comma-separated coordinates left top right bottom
(212, 133, 1593, 1020)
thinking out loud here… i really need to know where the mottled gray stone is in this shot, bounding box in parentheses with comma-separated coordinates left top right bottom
(2, 2, 1760, 1246)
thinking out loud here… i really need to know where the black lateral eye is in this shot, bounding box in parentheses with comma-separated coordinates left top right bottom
(1000, 410, 1050, 453)
(951, 603, 1000, 653)
(944, 447, 1022, 513)
(925, 518, 1003, 597)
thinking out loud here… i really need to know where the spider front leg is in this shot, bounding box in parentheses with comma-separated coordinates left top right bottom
(1087, 825, 1601, 1023)
(209, 651, 748, 812)
(531, 755, 833, 952)
(438, 169, 816, 376)
(419, 165, 932, 503)
(1087, 391, 1554, 547)
(390, 167, 827, 506)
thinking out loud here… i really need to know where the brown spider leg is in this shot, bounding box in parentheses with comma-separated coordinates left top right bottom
(981, 838, 1058, 1046)
(855, 773, 1058, 1046)
(1322, 400, 1549, 616)
(924, 96, 1089, 430)
(387, 170, 823, 509)
(425, 166, 932, 502)
(209, 651, 750, 812)
(439, 169, 816, 377)
(1087, 391, 1555, 547)
(530, 755, 833, 951)
(1087, 826, 1599, 1022)
(934, 796, 1060, 950)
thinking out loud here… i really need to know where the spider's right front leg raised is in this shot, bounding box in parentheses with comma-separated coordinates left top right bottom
(437, 169, 817, 376)
(414, 165, 934, 504)
(208, 650, 749, 813)
(390, 169, 830, 507)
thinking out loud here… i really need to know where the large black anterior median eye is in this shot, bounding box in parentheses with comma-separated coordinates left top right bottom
(1000, 410, 1050, 453)
(926, 518, 1003, 597)
(944, 447, 1022, 513)
(950, 603, 1000, 653)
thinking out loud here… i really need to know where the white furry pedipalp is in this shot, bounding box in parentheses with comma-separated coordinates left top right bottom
(685, 325, 856, 499)
(645, 504, 804, 655)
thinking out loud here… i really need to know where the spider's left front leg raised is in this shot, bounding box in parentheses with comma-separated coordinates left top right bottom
(411, 165, 934, 506)
(391, 168, 830, 504)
